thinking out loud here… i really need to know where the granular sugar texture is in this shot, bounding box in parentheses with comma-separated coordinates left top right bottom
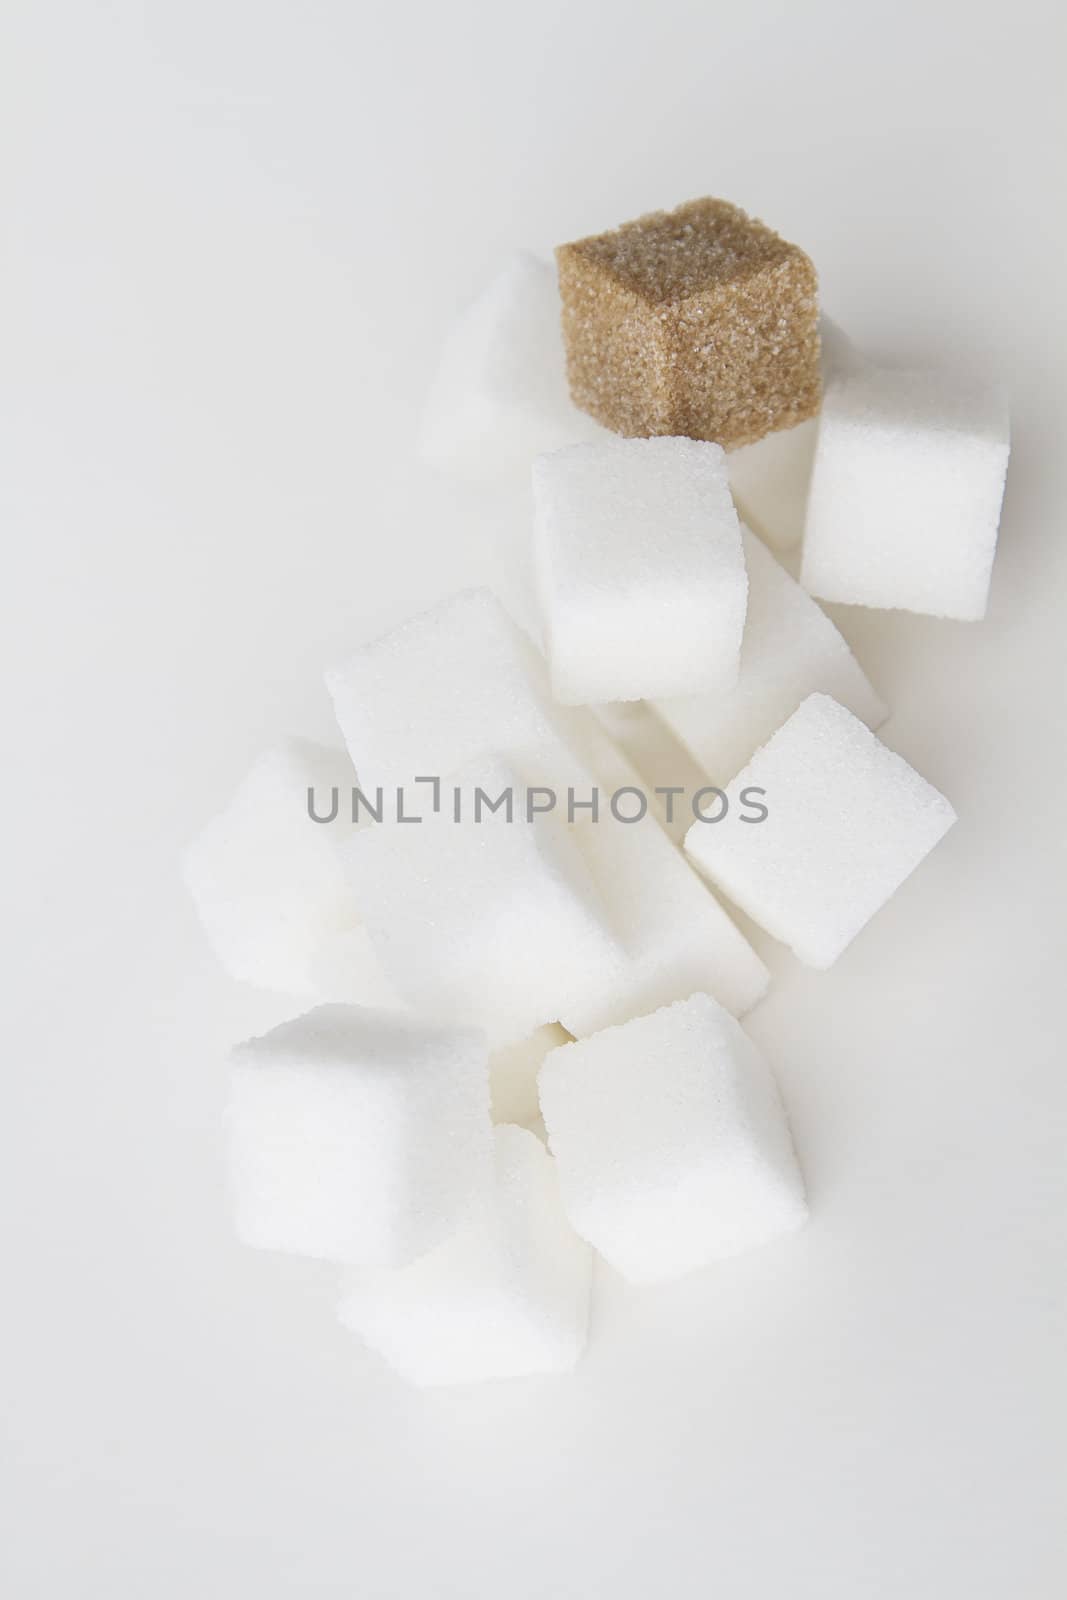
(557, 198, 821, 448)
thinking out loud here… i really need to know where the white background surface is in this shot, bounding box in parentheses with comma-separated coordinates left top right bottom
(3, 2, 1065, 1595)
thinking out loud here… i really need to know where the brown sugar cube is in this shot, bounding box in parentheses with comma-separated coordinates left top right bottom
(556, 198, 821, 449)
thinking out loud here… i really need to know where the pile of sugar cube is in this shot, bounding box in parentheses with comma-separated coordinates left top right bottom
(186, 198, 1009, 1387)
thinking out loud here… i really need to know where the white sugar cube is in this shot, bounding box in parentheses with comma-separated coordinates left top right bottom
(554, 714, 769, 1032)
(339, 1125, 591, 1386)
(684, 694, 957, 968)
(490, 1024, 570, 1133)
(801, 365, 1010, 619)
(183, 740, 399, 1006)
(228, 1005, 491, 1267)
(419, 253, 603, 481)
(341, 756, 622, 1048)
(539, 994, 806, 1284)
(532, 437, 747, 704)
(656, 527, 886, 784)
(325, 587, 572, 796)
